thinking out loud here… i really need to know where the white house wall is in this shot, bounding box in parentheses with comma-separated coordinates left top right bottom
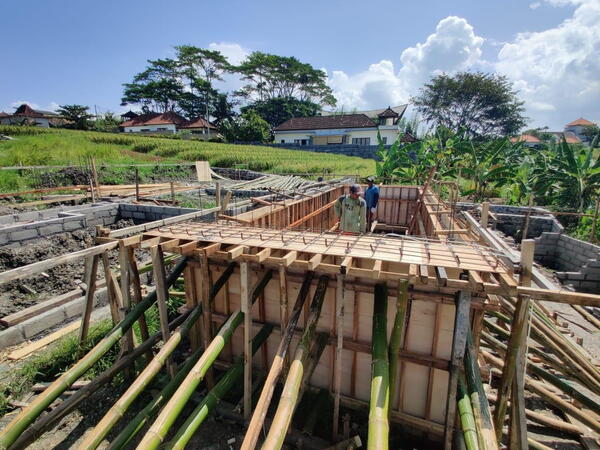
(0, 117, 50, 127)
(274, 127, 399, 145)
(124, 124, 177, 133)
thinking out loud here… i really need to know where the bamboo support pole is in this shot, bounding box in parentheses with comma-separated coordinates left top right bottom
(464, 331, 498, 450)
(591, 198, 599, 243)
(262, 274, 330, 450)
(458, 374, 479, 450)
(332, 274, 346, 439)
(572, 304, 600, 330)
(136, 269, 273, 450)
(241, 271, 315, 450)
(10, 312, 190, 450)
(200, 255, 215, 388)
(151, 245, 175, 377)
(368, 283, 390, 450)
(388, 280, 408, 417)
(108, 345, 205, 450)
(166, 324, 274, 450)
(118, 240, 135, 364)
(128, 247, 152, 363)
(0, 257, 189, 449)
(79, 263, 236, 450)
(444, 289, 472, 449)
(241, 261, 252, 419)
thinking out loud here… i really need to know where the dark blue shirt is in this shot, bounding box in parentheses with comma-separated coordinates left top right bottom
(365, 185, 380, 209)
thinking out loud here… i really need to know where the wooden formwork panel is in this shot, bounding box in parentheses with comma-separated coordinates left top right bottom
(198, 262, 457, 427)
(373, 185, 419, 226)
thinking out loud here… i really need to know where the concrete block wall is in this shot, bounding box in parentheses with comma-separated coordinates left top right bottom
(117, 204, 201, 223)
(0, 204, 119, 246)
(534, 232, 600, 293)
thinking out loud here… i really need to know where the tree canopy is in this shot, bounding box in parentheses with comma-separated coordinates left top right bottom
(56, 104, 93, 130)
(411, 72, 527, 138)
(240, 97, 320, 127)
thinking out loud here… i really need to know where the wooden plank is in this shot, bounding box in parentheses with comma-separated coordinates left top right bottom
(333, 275, 345, 439)
(200, 255, 215, 388)
(195, 160, 211, 182)
(8, 320, 82, 360)
(444, 290, 471, 449)
(240, 261, 252, 420)
(118, 240, 135, 359)
(0, 289, 84, 328)
(78, 254, 99, 345)
(150, 245, 174, 377)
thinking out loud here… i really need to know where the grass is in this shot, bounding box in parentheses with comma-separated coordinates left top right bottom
(0, 126, 375, 192)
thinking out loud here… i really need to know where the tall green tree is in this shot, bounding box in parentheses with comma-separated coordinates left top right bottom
(412, 72, 527, 138)
(56, 104, 93, 130)
(234, 52, 336, 107)
(219, 111, 271, 143)
(241, 97, 320, 127)
(121, 58, 182, 112)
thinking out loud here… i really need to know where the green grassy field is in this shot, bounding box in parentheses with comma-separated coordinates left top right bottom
(0, 126, 375, 191)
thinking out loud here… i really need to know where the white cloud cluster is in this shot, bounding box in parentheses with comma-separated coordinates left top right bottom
(495, 0, 600, 128)
(208, 42, 250, 95)
(327, 16, 485, 111)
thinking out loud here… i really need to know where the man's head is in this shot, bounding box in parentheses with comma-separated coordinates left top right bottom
(366, 176, 375, 187)
(349, 184, 362, 199)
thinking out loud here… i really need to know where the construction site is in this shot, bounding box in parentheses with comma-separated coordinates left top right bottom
(0, 164, 599, 450)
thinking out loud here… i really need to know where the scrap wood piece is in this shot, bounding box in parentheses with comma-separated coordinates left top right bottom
(8, 321, 82, 361)
(195, 161, 211, 182)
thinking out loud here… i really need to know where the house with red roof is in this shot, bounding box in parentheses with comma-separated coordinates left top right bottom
(120, 111, 217, 138)
(565, 117, 596, 143)
(509, 134, 542, 148)
(0, 104, 61, 128)
(273, 106, 411, 146)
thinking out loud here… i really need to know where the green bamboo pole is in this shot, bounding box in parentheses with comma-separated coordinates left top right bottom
(458, 373, 480, 450)
(367, 283, 389, 450)
(136, 270, 274, 450)
(262, 274, 330, 450)
(0, 257, 189, 449)
(464, 331, 498, 450)
(10, 312, 190, 450)
(388, 280, 408, 416)
(107, 345, 206, 450)
(80, 262, 237, 449)
(166, 324, 273, 450)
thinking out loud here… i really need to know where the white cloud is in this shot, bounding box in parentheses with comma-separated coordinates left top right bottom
(327, 16, 485, 111)
(495, 0, 600, 128)
(10, 100, 39, 110)
(208, 42, 250, 95)
(530, 2, 542, 9)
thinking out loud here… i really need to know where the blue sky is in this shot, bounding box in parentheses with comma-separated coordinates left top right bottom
(1, 0, 598, 130)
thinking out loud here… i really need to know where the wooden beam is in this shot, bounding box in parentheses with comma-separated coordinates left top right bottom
(240, 261, 252, 420)
(78, 254, 99, 346)
(444, 289, 471, 449)
(200, 255, 215, 388)
(481, 202, 490, 228)
(332, 274, 346, 439)
(150, 245, 175, 377)
(118, 240, 135, 360)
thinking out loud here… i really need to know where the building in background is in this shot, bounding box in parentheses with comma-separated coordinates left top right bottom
(120, 111, 217, 139)
(0, 104, 61, 127)
(564, 118, 596, 144)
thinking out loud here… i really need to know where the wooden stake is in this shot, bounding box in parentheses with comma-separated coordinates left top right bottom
(78, 254, 99, 347)
(444, 289, 471, 450)
(591, 198, 599, 243)
(118, 240, 135, 368)
(151, 245, 174, 377)
(332, 274, 346, 439)
(128, 247, 152, 363)
(480, 202, 489, 228)
(522, 195, 534, 241)
(170, 181, 175, 204)
(135, 168, 140, 202)
(200, 255, 215, 388)
(240, 261, 252, 420)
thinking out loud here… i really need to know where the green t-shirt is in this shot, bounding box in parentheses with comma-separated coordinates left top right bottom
(334, 195, 366, 233)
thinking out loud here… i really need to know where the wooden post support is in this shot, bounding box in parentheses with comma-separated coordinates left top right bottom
(493, 240, 534, 443)
(135, 168, 140, 202)
(215, 182, 221, 208)
(128, 247, 152, 363)
(240, 261, 252, 420)
(118, 240, 135, 357)
(444, 289, 471, 450)
(522, 194, 534, 241)
(150, 245, 175, 378)
(91, 157, 101, 198)
(200, 255, 215, 388)
(170, 181, 175, 204)
(332, 274, 346, 439)
(591, 198, 599, 243)
(480, 202, 490, 228)
(78, 254, 99, 346)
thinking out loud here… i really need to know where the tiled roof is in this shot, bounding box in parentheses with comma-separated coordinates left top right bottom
(273, 114, 376, 131)
(510, 134, 541, 144)
(566, 118, 595, 127)
(121, 111, 188, 128)
(0, 112, 8, 117)
(10, 104, 58, 118)
(180, 117, 216, 129)
(378, 106, 399, 118)
(562, 131, 581, 144)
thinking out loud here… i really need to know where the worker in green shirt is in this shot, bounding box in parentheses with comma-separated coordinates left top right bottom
(334, 184, 367, 234)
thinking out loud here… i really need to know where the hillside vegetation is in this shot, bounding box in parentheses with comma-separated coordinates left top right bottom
(0, 127, 374, 190)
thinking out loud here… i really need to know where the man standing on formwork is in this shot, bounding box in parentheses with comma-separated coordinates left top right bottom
(364, 176, 379, 231)
(334, 184, 366, 234)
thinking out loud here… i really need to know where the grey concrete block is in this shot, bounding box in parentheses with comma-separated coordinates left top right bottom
(120, 210, 133, 218)
(0, 233, 8, 246)
(579, 281, 600, 290)
(0, 326, 25, 348)
(22, 308, 66, 338)
(63, 220, 84, 231)
(38, 224, 65, 236)
(9, 229, 39, 241)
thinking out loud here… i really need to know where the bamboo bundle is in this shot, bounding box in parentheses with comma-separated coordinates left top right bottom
(166, 324, 273, 450)
(80, 262, 237, 449)
(457, 374, 479, 450)
(388, 280, 408, 415)
(241, 271, 314, 450)
(464, 331, 497, 450)
(0, 257, 189, 449)
(367, 283, 389, 450)
(136, 269, 274, 449)
(108, 346, 205, 450)
(10, 312, 190, 450)
(262, 274, 331, 449)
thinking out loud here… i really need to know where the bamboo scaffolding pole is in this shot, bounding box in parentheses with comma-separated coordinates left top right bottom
(166, 324, 274, 450)
(368, 283, 390, 450)
(482, 350, 600, 434)
(108, 345, 205, 450)
(241, 271, 315, 450)
(464, 331, 498, 450)
(80, 263, 237, 449)
(458, 374, 480, 450)
(9, 312, 190, 450)
(296, 332, 329, 409)
(262, 274, 331, 450)
(572, 304, 600, 330)
(0, 257, 189, 449)
(388, 280, 408, 417)
(136, 269, 274, 450)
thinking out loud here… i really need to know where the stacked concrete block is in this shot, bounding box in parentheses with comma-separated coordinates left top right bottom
(117, 204, 199, 223)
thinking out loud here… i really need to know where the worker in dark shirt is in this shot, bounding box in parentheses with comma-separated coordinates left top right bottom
(364, 176, 379, 231)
